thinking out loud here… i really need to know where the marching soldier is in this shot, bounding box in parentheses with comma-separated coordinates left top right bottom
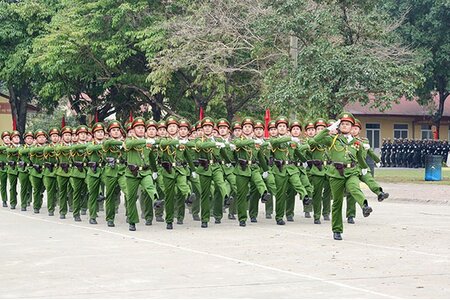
(29, 130, 47, 213)
(70, 125, 89, 222)
(311, 113, 373, 240)
(0, 131, 11, 207)
(43, 127, 60, 216)
(123, 117, 159, 231)
(18, 131, 34, 210)
(269, 117, 311, 225)
(6, 130, 21, 209)
(56, 126, 73, 219)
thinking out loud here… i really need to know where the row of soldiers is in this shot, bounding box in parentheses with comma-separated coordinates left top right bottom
(0, 112, 389, 240)
(381, 139, 450, 168)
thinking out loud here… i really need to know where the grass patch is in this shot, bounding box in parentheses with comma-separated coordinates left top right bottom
(373, 168, 450, 185)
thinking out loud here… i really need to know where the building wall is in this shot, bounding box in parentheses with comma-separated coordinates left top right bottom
(0, 95, 12, 132)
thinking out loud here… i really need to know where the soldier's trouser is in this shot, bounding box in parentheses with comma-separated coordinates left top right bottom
(347, 172, 381, 218)
(30, 175, 45, 211)
(8, 173, 18, 207)
(70, 177, 86, 218)
(164, 173, 190, 224)
(189, 175, 201, 216)
(224, 172, 237, 215)
(0, 171, 7, 203)
(104, 174, 127, 222)
(126, 175, 158, 224)
(18, 172, 31, 208)
(199, 166, 227, 223)
(329, 175, 366, 233)
(264, 172, 276, 215)
(274, 173, 307, 221)
(300, 172, 313, 213)
(57, 175, 70, 215)
(43, 175, 57, 213)
(86, 173, 103, 219)
(311, 175, 326, 220)
(322, 179, 331, 216)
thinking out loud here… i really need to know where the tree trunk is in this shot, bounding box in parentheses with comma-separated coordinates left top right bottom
(433, 76, 449, 140)
(8, 84, 30, 136)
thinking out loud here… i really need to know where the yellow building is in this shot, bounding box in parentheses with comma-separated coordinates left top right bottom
(346, 96, 450, 150)
(0, 92, 38, 133)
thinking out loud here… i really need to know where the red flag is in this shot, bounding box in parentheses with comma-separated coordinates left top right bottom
(95, 110, 99, 123)
(264, 108, 270, 138)
(61, 116, 66, 128)
(129, 111, 133, 123)
(12, 116, 17, 131)
(199, 106, 204, 121)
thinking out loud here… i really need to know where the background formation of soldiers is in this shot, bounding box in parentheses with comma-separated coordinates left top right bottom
(381, 139, 449, 168)
(0, 112, 389, 240)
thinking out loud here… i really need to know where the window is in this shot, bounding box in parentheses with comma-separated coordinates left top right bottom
(393, 124, 408, 139)
(421, 124, 433, 140)
(365, 123, 380, 149)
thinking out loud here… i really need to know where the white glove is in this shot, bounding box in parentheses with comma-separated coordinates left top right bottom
(152, 172, 158, 180)
(375, 162, 381, 168)
(262, 171, 269, 179)
(255, 139, 264, 145)
(361, 168, 368, 176)
(179, 139, 188, 145)
(291, 137, 300, 143)
(225, 163, 232, 168)
(327, 119, 341, 131)
(302, 162, 308, 168)
(229, 143, 236, 151)
(363, 143, 370, 150)
(191, 171, 197, 179)
(146, 138, 155, 145)
(215, 142, 225, 148)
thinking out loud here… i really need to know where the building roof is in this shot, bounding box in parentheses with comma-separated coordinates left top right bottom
(345, 94, 450, 117)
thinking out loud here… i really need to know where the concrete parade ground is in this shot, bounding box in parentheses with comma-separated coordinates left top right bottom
(1, 182, 450, 298)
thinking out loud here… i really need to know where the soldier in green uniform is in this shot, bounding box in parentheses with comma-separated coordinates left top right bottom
(56, 126, 73, 218)
(253, 120, 276, 219)
(346, 119, 389, 224)
(0, 131, 11, 207)
(70, 125, 89, 222)
(193, 117, 232, 228)
(269, 117, 311, 225)
(307, 118, 332, 224)
(18, 131, 34, 210)
(147, 120, 165, 223)
(43, 127, 60, 216)
(217, 118, 238, 220)
(286, 120, 314, 221)
(29, 130, 47, 213)
(124, 117, 159, 231)
(6, 131, 21, 209)
(103, 121, 127, 227)
(158, 116, 196, 229)
(85, 122, 107, 224)
(233, 117, 271, 226)
(311, 113, 373, 240)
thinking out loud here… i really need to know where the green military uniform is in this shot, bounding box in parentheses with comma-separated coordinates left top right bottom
(56, 126, 73, 218)
(70, 125, 89, 221)
(307, 119, 332, 223)
(158, 117, 195, 229)
(124, 117, 159, 231)
(261, 121, 278, 218)
(232, 117, 270, 226)
(43, 127, 60, 216)
(85, 122, 106, 224)
(18, 131, 33, 210)
(311, 113, 373, 240)
(286, 120, 314, 221)
(187, 121, 202, 221)
(29, 130, 47, 213)
(103, 121, 128, 227)
(193, 117, 231, 228)
(269, 117, 311, 225)
(6, 131, 21, 209)
(0, 131, 10, 207)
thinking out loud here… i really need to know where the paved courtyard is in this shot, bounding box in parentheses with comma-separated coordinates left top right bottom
(1, 182, 450, 298)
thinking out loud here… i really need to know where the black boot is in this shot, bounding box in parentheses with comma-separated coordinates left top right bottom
(239, 220, 246, 227)
(333, 232, 342, 240)
(129, 223, 136, 231)
(276, 219, 285, 225)
(59, 214, 65, 219)
(362, 201, 373, 217)
(214, 218, 221, 224)
(265, 213, 272, 219)
(177, 219, 183, 225)
(89, 218, 97, 225)
(224, 195, 233, 208)
(185, 193, 196, 206)
(201, 222, 208, 228)
(2, 202, 7, 207)
(250, 217, 257, 223)
(377, 191, 389, 202)
(107, 221, 115, 227)
(314, 219, 321, 224)
(34, 209, 39, 214)
(323, 214, 330, 221)
(347, 216, 355, 224)
(228, 213, 236, 220)
(286, 216, 294, 222)
(166, 222, 173, 230)
(193, 214, 200, 221)
(21, 207, 26, 211)
(304, 212, 311, 218)
(303, 196, 312, 206)
(48, 211, 54, 216)
(261, 191, 271, 203)
(74, 215, 81, 222)
(145, 219, 152, 226)
(155, 215, 164, 222)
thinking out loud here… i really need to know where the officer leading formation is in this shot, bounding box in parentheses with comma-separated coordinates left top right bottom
(0, 112, 390, 240)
